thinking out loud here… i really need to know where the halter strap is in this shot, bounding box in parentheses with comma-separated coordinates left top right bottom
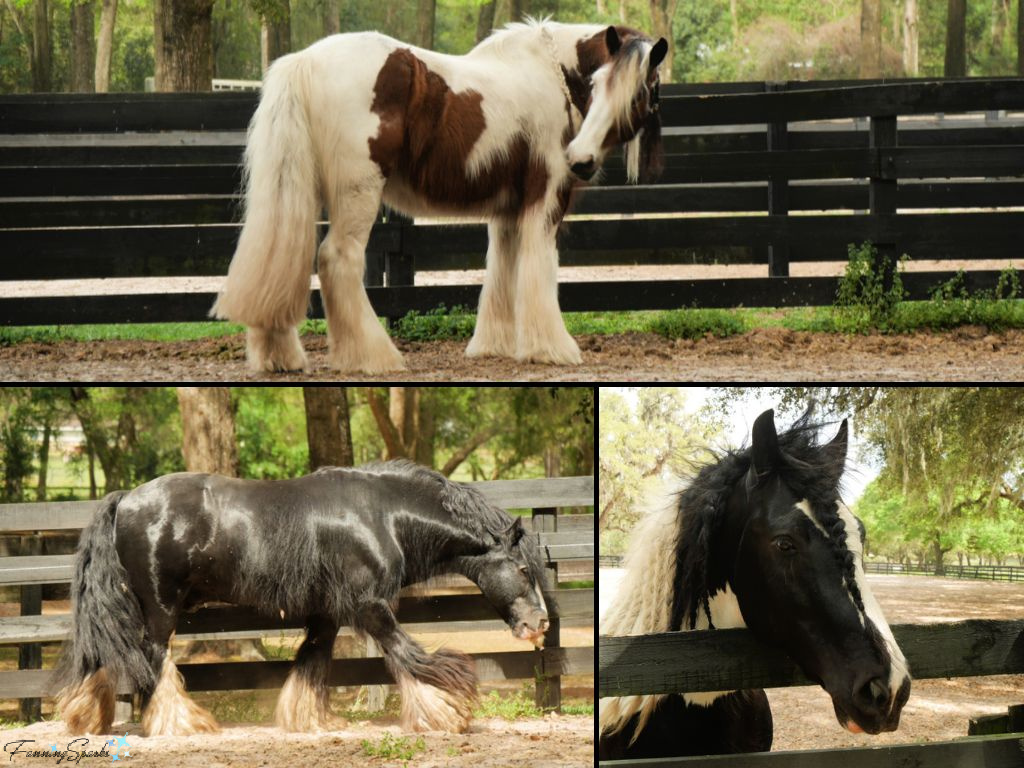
(540, 27, 581, 136)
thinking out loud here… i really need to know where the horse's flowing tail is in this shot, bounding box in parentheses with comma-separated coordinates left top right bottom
(212, 53, 319, 329)
(51, 491, 154, 734)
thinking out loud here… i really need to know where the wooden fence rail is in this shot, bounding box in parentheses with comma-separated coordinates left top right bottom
(2, 77, 1023, 326)
(599, 619, 1024, 768)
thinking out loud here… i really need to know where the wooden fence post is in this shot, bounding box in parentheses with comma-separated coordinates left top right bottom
(384, 212, 414, 326)
(18, 585, 42, 722)
(531, 506, 561, 712)
(869, 114, 898, 290)
(766, 81, 790, 277)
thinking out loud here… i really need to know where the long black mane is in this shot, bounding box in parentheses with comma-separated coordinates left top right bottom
(670, 410, 852, 632)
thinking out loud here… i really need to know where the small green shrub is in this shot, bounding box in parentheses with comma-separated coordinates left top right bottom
(834, 242, 906, 332)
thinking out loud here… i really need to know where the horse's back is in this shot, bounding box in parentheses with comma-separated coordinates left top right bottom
(598, 691, 773, 759)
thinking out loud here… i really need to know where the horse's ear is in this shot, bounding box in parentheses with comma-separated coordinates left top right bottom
(605, 26, 622, 55)
(822, 418, 849, 486)
(826, 418, 849, 463)
(509, 517, 525, 545)
(649, 38, 668, 71)
(749, 408, 779, 486)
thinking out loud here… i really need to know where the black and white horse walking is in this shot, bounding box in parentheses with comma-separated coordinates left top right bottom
(52, 461, 550, 736)
(599, 409, 911, 759)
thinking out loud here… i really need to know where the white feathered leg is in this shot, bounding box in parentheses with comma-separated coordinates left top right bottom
(318, 178, 406, 373)
(467, 218, 519, 358)
(513, 210, 581, 365)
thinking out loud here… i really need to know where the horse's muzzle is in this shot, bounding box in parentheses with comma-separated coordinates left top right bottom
(570, 159, 597, 181)
(514, 617, 550, 648)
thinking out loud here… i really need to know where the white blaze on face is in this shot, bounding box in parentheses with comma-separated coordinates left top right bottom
(797, 498, 911, 713)
(834, 501, 910, 710)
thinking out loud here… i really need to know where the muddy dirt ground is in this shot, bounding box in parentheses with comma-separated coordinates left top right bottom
(602, 571, 1024, 752)
(2, 327, 1022, 382)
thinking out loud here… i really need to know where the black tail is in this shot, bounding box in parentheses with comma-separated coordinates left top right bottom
(51, 491, 154, 697)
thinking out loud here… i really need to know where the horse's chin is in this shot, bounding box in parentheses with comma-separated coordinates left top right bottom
(512, 626, 546, 649)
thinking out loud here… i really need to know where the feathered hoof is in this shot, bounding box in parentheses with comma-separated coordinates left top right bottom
(515, 336, 583, 365)
(397, 675, 475, 733)
(465, 330, 515, 359)
(141, 660, 220, 737)
(326, 343, 407, 373)
(58, 669, 115, 735)
(274, 671, 348, 733)
(246, 327, 308, 372)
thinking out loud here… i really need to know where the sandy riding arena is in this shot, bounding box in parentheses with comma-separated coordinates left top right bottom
(601, 571, 1024, 752)
(2, 712, 592, 767)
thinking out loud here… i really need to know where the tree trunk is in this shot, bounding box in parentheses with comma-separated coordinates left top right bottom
(154, 0, 215, 91)
(260, 2, 290, 73)
(176, 387, 238, 475)
(860, 0, 882, 78)
(35, 423, 50, 501)
(303, 387, 354, 470)
(86, 438, 97, 500)
(1018, 0, 1024, 74)
(70, 0, 95, 92)
(648, 0, 673, 82)
(729, 0, 738, 42)
(322, 0, 339, 36)
(932, 534, 946, 576)
(902, 0, 919, 76)
(511, 0, 528, 23)
(416, 0, 434, 50)
(31, 0, 52, 91)
(95, 0, 117, 92)
(945, 0, 967, 77)
(476, 0, 495, 44)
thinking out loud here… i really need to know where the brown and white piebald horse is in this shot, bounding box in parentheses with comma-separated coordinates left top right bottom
(213, 19, 667, 372)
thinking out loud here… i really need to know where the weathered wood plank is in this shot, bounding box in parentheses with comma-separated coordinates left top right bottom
(0, 645, 593, 698)
(599, 619, 1024, 697)
(598, 733, 1024, 768)
(0, 555, 74, 585)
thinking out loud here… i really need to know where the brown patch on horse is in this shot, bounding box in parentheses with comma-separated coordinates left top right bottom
(369, 48, 548, 214)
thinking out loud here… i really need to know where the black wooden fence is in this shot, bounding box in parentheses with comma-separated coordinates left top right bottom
(1, 77, 1023, 326)
(599, 619, 1024, 767)
(865, 561, 1024, 582)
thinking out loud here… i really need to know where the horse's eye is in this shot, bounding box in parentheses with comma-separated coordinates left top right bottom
(773, 536, 796, 553)
(519, 565, 529, 576)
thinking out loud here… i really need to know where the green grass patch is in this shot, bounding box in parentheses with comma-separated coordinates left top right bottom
(560, 701, 595, 716)
(391, 304, 475, 341)
(0, 718, 27, 730)
(559, 580, 594, 590)
(361, 733, 426, 761)
(474, 686, 544, 720)
(644, 307, 747, 340)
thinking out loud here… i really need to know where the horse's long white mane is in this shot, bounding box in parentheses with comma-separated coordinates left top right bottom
(599, 489, 681, 740)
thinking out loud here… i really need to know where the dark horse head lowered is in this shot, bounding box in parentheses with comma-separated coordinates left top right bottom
(600, 409, 911, 759)
(52, 460, 550, 738)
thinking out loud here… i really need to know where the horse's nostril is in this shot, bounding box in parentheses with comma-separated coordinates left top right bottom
(570, 160, 596, 180)
(540, 618, 550, 632)
(857, 677, 889, 711)
(870, 679, 889, 708)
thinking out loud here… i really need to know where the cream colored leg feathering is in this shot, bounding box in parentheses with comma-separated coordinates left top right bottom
(274, 669, 347, 732)
(57, 668, 115, 735)
(141, 658, 219, 736)
(396, 673, 474, 733)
